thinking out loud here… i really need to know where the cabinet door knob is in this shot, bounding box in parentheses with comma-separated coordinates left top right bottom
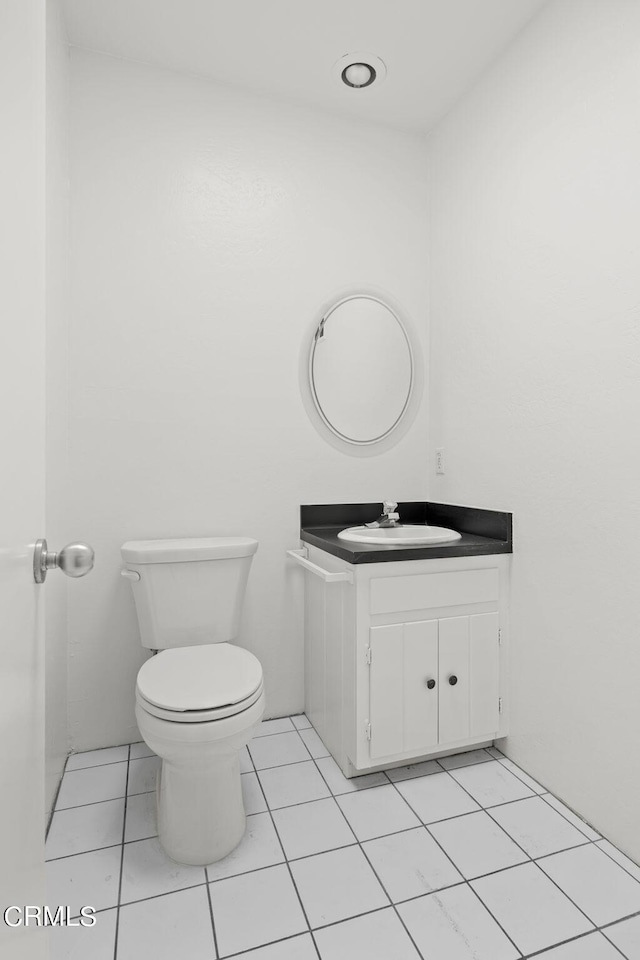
(426, 678, 436, 690)
(448, 675, 458, 686)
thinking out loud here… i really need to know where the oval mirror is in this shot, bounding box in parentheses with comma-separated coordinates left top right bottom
(309, 294, 413, 444)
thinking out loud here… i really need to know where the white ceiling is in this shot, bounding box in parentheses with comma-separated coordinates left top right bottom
(62, 0, 547, 132)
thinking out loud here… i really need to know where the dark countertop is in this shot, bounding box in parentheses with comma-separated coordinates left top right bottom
(300, 502, 512, 565)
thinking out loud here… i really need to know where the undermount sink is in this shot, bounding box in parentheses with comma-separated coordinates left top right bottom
(337, 524, 462, 546)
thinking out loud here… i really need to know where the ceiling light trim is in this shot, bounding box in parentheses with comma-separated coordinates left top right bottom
(333, 52, 387, 90)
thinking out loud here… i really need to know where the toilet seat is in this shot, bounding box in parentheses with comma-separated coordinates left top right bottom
(136, 643, 263, 723)
(137, 680, 264, 723)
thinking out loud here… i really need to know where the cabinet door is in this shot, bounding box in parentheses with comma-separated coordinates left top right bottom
(369, 621, 438, 760)
(469, 612, 500, 738)
(368, 624, 403, 759)
(438, 616, 471, 744)
(404, 621, 439, 754)
(438, 613, 500, 745)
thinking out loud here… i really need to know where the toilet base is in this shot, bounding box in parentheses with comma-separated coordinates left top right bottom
(136, 693, 265, 866)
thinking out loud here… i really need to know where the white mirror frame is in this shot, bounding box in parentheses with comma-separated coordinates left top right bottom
(299, 287, 424, 456)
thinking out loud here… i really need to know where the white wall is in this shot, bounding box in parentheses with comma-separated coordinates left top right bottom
(45, 0, 70, 816)
(68, 50, 429, 750)
(427, 0, 640, 860)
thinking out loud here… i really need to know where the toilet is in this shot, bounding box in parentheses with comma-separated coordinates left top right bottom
(120, 536, 264, 866)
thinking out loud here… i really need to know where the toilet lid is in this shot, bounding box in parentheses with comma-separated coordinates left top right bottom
(137, 644, 263, 713)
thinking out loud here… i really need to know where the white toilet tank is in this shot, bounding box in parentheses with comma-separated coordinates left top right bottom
(121, 537, 259, 650)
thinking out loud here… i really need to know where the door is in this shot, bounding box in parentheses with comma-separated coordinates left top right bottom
(469, 612, 500, 737)
(0, 2, 47, 957)
(369, 613, 500, 760)
(439, 613, 500, 745)
(438, 617, 471, 743)
(368, 620, 438, 759)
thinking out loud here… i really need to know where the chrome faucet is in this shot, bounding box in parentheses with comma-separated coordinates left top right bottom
(366, 500, 401, 529)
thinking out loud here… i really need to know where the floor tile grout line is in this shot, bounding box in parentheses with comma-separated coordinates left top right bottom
(56, 753, 499, 815)
(307, 751, 431, 960)
(60, 758, 130, 775)
(436, 771, 533, 868)
(304, 755, 414, 954)
(118, 880, 209, 911)
(435, 749, 495, 773)
(49, 794, 129, 818)
(368, 743, 639, 954)
(433, 761, 605, 948)
(112, 745, 131, 960)
(593, 841, 640, 885)
(599, 906, 640, 932)
(58, 720, 640, 958)
(52, 812, 490, 868)
(254, 783, 373, 810)
(54, 758, 156, 813)
(531, 836, 602, 863)
(54, 782, 161, 813)
(538, 791, 601, 841)
(206, 850, 287, 886)
(482, 800, 594, 862)
(537, 854, 640, 934)
(466, 883, 526, 958)
(386, 766, 441, 784)
(50, 761, 639, 881)
(602, 934, 633, 960)
(55, 744, 621, 864)
(385, 769, 525, 959)
(54, 794, 133, 813)
(247, 725, 314, 768)
(603, 940, 631, 960)
(252, 723, 299, 739)
(65, 757, 133, 772)
(67, 904, 116, 920)
(401, 763, 611, 957)
(532, 837, 640, 920)
(444, 759, 536, 806)
(271, 802, 360, 863)
(219, 929, 318, 959)
(77, 832, 640, 949)
(126, 824, 598, 896)
(242, 744, 256, 774)
(249, 756, 323, 960)
(251, 755, 317, 774)
(213, 893, 640, 949)
(46, 837, 137, 863)
(510, 857, 599, 940)
(204, 874, 220, 959)
(522, 926, 628, 960)
(53, 742, 595, 820)
(494, 756, 546, 794)
(599, 910, 640, 960)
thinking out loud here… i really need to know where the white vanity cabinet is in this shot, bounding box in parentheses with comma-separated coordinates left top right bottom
(297, 544, 509, 777)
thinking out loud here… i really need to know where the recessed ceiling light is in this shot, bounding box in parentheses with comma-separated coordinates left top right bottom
(333, 53, 387, 90)
(342, 63, 376, 88)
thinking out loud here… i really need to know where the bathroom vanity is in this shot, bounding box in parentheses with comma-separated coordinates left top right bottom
(289, 502, 512, 778)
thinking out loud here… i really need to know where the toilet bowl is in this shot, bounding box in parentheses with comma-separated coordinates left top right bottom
(121, 537, 263, 866)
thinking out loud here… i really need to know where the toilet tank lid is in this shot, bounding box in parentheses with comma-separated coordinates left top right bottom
(121, 537, 259, 564)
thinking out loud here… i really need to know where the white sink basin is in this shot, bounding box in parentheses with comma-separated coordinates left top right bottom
(337, 524, 462, 546)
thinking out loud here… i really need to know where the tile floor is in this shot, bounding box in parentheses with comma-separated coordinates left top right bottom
(46, 716, 640, 960)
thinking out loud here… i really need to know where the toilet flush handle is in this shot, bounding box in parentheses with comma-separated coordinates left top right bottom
(121, 569, 141, 582)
